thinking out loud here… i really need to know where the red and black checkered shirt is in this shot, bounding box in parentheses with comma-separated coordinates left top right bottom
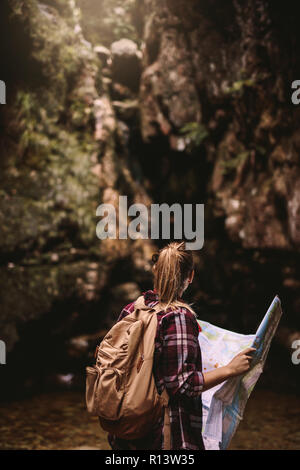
(108, 290, 205, 450)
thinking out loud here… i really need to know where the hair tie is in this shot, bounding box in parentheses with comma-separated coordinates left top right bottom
(151, 253, 159, 265)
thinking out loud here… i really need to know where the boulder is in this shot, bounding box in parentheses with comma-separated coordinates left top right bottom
(111, 38, 142, 91)
(94, 44, 111, 66)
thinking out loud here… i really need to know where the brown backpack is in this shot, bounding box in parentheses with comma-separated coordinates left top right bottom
(85, 296, 170, 445)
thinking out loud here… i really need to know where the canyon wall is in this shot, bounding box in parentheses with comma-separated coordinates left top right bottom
(0, 0, 299, 395)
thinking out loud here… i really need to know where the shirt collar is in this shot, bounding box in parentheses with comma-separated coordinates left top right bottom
(143, 289, 159, 305)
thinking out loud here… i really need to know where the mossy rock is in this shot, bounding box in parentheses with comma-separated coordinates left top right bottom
(0, 260, 107, 351)
(0, 1, 105, 351)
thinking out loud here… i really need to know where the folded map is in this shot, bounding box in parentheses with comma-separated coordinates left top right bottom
(198, 296, 282, 450)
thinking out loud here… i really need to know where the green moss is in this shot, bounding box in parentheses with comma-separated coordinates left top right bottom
(0, 1, 100, 255)
(221, 151, 250, 175)
(0, 261, 101, 350)
(225, 78, 255, 95)
(179, 122, 209, 151)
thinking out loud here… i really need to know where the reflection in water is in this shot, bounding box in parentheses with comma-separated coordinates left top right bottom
(0, 389, 299, 450)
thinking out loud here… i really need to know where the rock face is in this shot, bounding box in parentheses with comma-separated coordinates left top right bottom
(1, 0, 300, 395)
(111, 38, 142, 91)
(0, 0, 101, 351)
(0, 0, 153, 397)
(141, 0, 300, 250)
(138, 0, 300, 330)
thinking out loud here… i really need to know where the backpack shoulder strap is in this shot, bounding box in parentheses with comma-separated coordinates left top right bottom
(134, 295, 171, 448)
(134, 295, 162, 313)
(134, 295, 147, 311)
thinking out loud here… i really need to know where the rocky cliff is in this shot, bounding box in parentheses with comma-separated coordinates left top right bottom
(137, 0, 300, 389)
(0, 0, 299, 396)
(0, 0, 154, 396)
(141, 0, 300, 249)
(139, 0, 300, 328)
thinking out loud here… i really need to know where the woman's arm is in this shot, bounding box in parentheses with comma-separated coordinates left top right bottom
(162, 311, 255, 396)
(202, 347, 256, 391)
(161, 311, 205, 398)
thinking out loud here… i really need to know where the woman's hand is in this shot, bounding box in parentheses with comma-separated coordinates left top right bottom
(226, 347, 256, 377)
(202, 347, 256, 392)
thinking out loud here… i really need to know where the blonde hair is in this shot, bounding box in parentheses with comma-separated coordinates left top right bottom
(152, 241, 195, 314)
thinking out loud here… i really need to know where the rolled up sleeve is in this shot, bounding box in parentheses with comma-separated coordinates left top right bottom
(161, 310, 204, 398)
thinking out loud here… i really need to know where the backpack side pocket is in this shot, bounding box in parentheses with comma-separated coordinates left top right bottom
(85, 365, 101, 415)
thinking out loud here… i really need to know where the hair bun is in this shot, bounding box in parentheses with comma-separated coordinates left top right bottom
(177, 241, 185, 251)
(167, 241, 185, 252)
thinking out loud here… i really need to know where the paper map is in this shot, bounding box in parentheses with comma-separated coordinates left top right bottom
(198, 296, 282, 450)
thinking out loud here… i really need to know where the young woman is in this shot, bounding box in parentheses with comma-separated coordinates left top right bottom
(108, 241, 255, 450)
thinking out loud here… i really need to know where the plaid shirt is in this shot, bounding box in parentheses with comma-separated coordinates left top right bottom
(108, 290, 205, 450)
